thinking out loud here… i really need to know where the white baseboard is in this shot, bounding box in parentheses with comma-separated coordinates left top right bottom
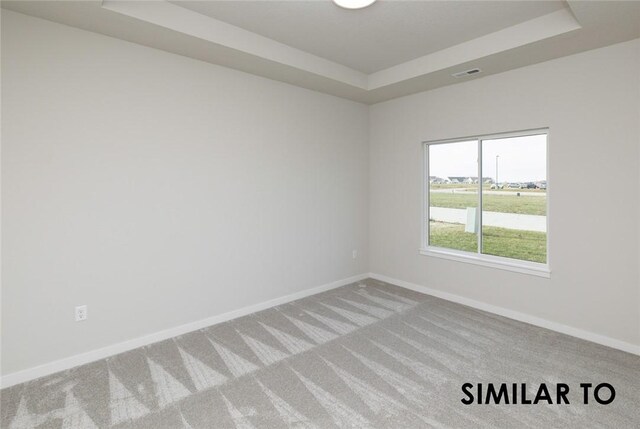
(369, 272, 640, 356)
(5, 271, 635, 389)
(0, 273, 369, 389)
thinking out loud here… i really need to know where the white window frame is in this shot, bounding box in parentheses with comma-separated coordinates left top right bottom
(420, 128, 550, 278)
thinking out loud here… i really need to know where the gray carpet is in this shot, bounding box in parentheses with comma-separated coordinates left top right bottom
(1, 278, 639, 428)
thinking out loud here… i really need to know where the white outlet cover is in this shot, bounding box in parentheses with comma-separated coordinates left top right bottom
(75, 305, 87, 322)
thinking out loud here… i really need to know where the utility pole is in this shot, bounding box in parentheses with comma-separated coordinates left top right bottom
(495, 155, 500, 186)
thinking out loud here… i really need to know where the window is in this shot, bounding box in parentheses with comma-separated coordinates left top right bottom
(422, 129, 548, 276)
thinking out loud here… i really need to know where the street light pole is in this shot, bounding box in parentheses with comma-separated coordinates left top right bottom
(495, 155, 500, 187)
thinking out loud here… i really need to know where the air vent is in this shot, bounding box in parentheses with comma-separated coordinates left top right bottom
(452, 68, 482, 78)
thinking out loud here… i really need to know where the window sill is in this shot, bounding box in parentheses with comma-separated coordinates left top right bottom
(419, 247, 550, 278)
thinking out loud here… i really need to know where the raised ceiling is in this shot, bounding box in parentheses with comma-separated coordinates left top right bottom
(2, 1, 640, 104)
(173, 1, 566, 73)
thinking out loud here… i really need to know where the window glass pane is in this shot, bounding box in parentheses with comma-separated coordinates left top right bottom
(480, 134, 547, 263)
(428, 140, 478, 252)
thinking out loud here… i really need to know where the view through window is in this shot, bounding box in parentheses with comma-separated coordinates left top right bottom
(426, 131, 547, 265)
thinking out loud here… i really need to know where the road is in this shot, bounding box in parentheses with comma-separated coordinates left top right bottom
(430, 207, 546, 232)
(430, 189, 546, 197)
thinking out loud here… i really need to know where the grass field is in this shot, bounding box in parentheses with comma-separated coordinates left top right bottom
(429, 191, 546, 215)
(429, 221, 546, 263)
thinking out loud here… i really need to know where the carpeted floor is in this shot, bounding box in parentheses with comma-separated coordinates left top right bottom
(1, 278, 639, 428)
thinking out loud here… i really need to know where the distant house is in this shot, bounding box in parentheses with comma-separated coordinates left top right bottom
(447, 176, 466, 183)
(445, 176, 493, 185)
(429, 176, 450, 184)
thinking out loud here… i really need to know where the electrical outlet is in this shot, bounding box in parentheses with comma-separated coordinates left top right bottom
(75, 305, 87, 322)
(352, 250, 358, 259)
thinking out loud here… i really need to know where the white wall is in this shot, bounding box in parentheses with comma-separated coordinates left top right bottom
(370, 38, 640, 348)
(1, 11, 369, 376)
(3, 8, 639, 382)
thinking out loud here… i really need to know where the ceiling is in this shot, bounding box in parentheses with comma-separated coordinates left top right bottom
(2, 1, 640, 104)
(173, 1, 566, 73)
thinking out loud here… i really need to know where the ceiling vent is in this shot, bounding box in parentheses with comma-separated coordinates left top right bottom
(452, 68, 482, 78)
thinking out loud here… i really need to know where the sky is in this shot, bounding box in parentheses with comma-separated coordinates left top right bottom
(428, 134, 547, 183)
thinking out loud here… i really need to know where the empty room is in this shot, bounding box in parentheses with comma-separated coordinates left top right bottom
(1, 0, 639, 428)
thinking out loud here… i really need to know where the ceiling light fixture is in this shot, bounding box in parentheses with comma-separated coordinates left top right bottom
(333, 0, 377, 10)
